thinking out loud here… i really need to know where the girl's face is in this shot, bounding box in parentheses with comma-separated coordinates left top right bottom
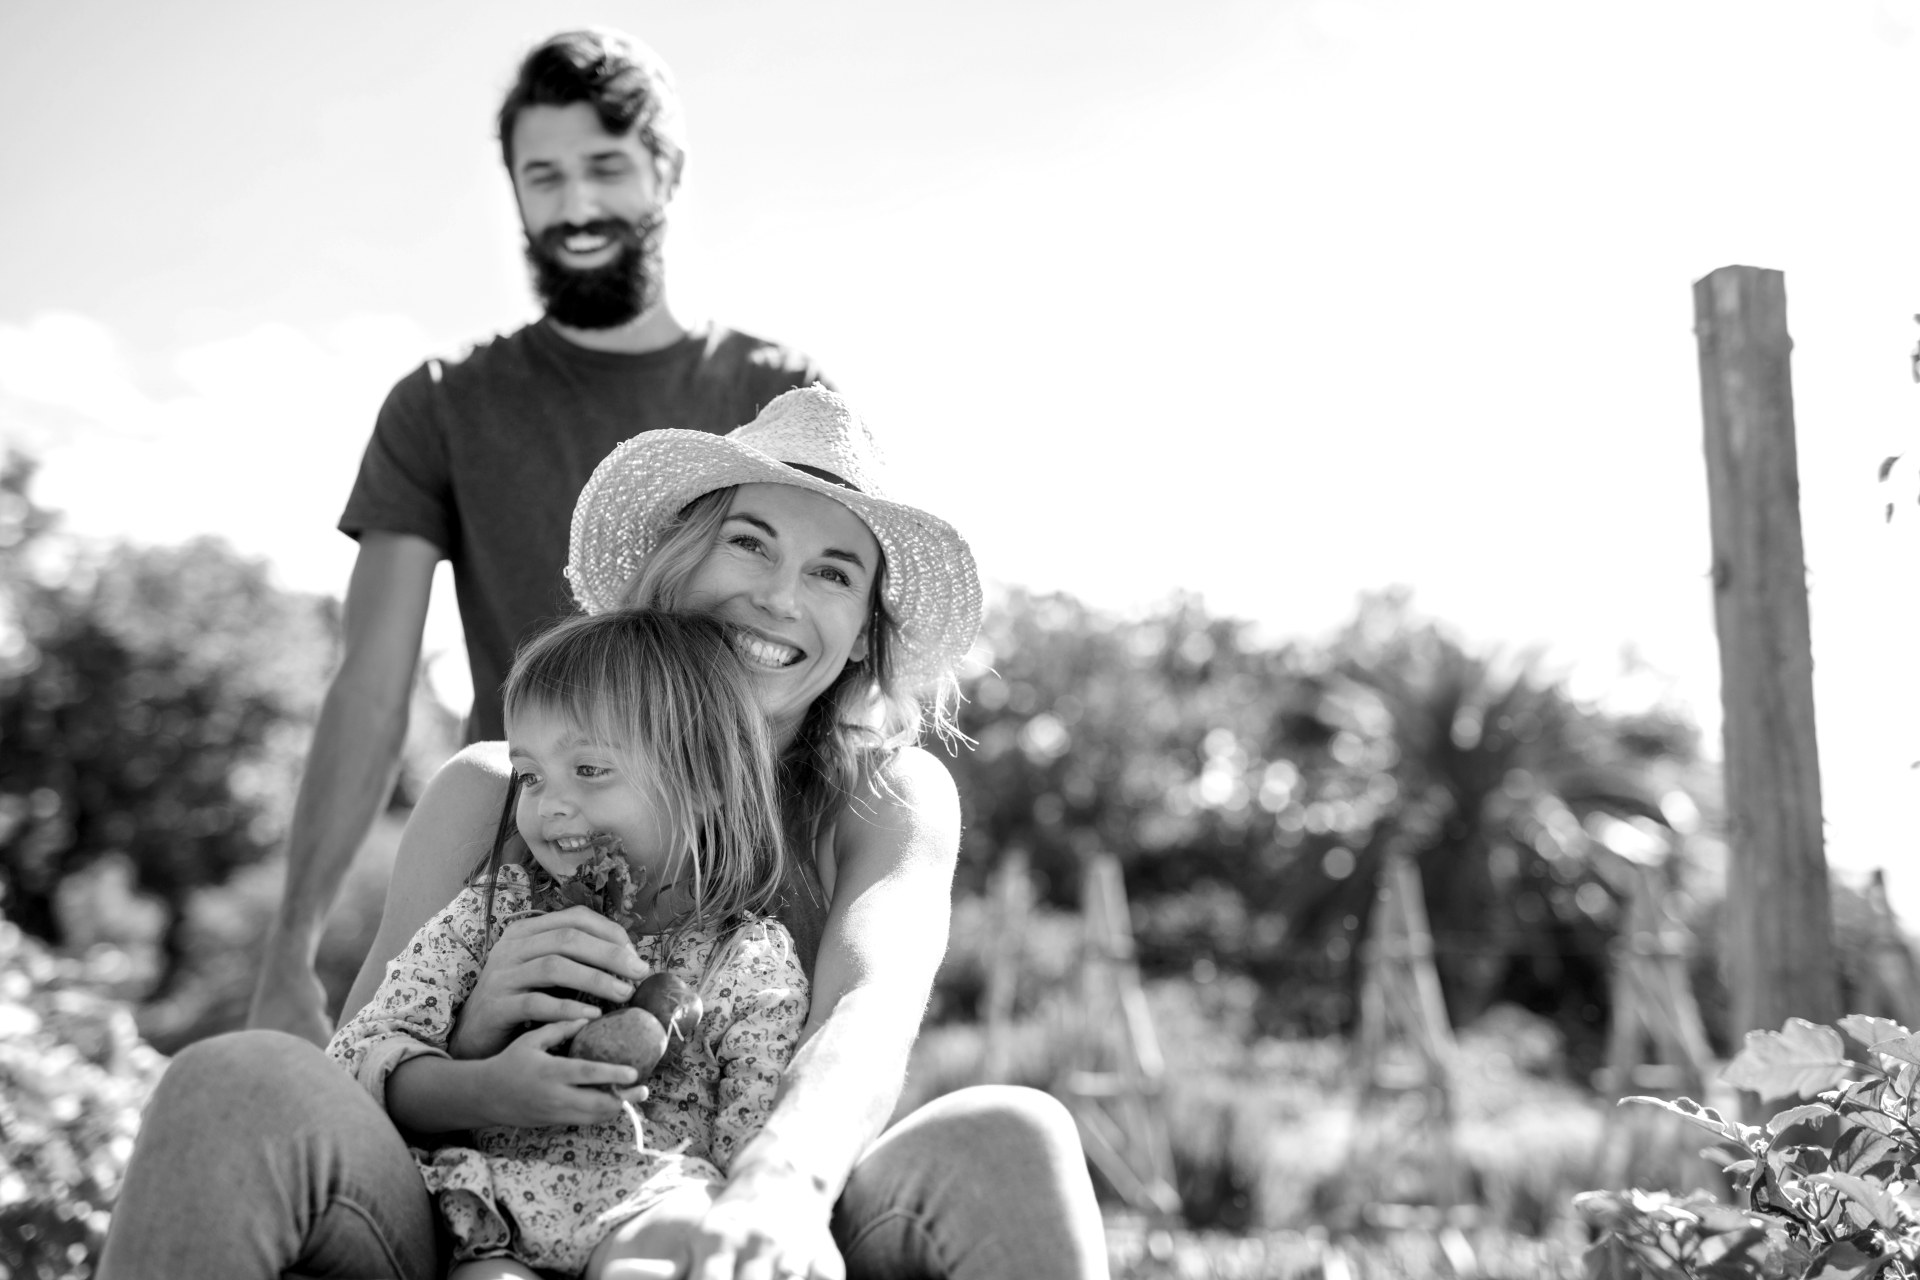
(682, 482, 882, 744)
(506, 702, 676, 889)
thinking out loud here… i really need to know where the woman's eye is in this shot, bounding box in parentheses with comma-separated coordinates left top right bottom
(728, 534, 764, 553)
(576, 764, 611, 779)
(816, 566, 852, 587)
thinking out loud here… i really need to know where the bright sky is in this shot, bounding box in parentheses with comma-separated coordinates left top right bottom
(3, 0, 1918, 919)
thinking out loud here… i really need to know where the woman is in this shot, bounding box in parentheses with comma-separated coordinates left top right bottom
(100, 387, 1108, 1280)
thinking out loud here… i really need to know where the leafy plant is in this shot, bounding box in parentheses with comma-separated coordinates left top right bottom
(0, 921, 166, 1280)
(1578, 1015, 1920, 1278)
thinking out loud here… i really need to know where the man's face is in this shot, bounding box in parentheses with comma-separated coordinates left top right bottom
(510, 102, 674, 329)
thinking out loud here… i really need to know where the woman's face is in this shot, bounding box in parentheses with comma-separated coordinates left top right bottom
(682, 482, 882, 742)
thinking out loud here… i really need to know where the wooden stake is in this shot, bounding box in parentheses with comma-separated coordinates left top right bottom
(981, 847, 1031, 1084)
(1859, 869, 1920, 1028)
(1056, 854, 1181, 1219)
(1349, 852, 1463, 1209)
(1694, 265, 1839, 1037)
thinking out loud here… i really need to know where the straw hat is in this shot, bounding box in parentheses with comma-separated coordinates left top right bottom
(567, 386, 982, 690)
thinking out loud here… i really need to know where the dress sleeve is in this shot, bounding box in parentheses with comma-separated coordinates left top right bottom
(324, 881, 509, 1110)
(705, 921, 810, 1174)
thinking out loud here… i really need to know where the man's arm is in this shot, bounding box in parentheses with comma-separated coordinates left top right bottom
(247, 531, 441, 1044)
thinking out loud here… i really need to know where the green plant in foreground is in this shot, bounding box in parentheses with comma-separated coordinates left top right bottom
(1578, 1015, 1920, 1279)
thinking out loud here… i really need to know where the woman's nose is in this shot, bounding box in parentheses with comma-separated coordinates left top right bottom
(752, 569, 802, 618)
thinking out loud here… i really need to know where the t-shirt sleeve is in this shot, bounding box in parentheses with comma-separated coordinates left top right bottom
(338, 362, 457, 555)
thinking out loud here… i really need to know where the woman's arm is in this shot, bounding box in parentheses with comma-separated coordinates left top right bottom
(687, 745, 960, 1280)
(339, 742, 511, 1025)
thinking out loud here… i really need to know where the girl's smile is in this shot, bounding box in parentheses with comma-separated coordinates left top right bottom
(505, 703, 677, 897)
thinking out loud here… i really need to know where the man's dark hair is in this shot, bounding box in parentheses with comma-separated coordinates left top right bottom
(497, 29, 686, 175)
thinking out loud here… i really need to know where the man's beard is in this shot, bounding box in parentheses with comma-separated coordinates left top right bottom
(524, 212, 666, 330)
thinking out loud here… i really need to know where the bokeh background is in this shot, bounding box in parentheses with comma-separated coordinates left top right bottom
(4, 1, 1920, 1276)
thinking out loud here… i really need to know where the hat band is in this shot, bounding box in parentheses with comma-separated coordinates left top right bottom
(782, 462, 861, 493)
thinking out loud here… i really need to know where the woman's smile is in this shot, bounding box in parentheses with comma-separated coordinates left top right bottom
(730, 629, 805, 669)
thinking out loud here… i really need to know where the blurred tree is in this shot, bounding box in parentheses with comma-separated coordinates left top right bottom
(1273, 592, 1702, 1055)
(0, 454, 335, 992)
(943, 587, 1705, 1065)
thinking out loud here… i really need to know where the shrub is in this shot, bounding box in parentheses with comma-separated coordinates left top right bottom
(1579, 1015, 1920, 1278)
(0, 921, 164, 1280)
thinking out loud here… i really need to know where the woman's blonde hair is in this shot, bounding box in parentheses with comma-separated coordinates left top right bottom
(625, 485, 963, 853)
(490, 609, 789, 947)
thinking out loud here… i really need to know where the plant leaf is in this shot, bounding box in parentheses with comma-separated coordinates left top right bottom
(1767, 1102, 1837, 1135)
(1722, 1019, 1853, 1099)
(1622, 1096, 1759, 1148)
(1691, 1203, 1761, 1234)
(1869, 1034, 1920, 1070)
(1832, 1123, 1903, 1178)
(1584, 1233, 1669, 1280)
(1838, 1016, 1910, 1051)
(1806, 1238, 1895, 1280)
(1810, 1172, 1903, 1229)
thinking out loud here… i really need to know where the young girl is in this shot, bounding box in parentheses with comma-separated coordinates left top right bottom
(328, 609, 809, 1279)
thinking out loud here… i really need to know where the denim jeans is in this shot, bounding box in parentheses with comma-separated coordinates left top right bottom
(98, 1031, 1107, 1279)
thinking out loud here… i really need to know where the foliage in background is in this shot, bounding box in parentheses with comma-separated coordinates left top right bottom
(0, 922, 165, 1280)
(942, 586, 1709, 1067)
(1580, 1016, 1920, 1279)
(0, 455, 335, 993)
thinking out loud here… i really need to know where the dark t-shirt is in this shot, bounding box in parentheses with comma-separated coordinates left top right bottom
(339, 319, 829, 741)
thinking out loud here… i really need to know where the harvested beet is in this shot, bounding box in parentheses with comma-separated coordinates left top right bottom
(568, 1007, 669, 1079)
(631, 972, 703, 1062)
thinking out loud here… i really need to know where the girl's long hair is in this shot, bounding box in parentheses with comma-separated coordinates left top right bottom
(624, 485, 962, 857)
(480, 609, 789, 954)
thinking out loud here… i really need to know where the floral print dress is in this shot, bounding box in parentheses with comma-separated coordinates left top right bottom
(327, 863, 809, 1275)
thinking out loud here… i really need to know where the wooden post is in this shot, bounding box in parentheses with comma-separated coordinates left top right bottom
(1694, 265, 1839, 1037)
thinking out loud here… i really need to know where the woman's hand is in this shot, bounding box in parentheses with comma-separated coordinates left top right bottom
(479, 1020, 651, 1129)
(450, 906, 652, 1059)
(686, 1162, 844, 1280)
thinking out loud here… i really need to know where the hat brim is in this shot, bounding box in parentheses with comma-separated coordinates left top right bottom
(567, 429, 982, 691)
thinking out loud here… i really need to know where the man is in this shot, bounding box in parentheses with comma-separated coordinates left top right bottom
(249, 29, 828, 1043)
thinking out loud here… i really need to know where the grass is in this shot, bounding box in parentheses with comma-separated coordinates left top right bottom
(1104, 1213, 1588, 1279)
(902, 945, 1724, 1278)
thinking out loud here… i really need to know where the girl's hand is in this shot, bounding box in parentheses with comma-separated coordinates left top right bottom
(481, 1020, 651, 1129)
(687, 1162, 844, 1280)
(451, 906, 652, 1059)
